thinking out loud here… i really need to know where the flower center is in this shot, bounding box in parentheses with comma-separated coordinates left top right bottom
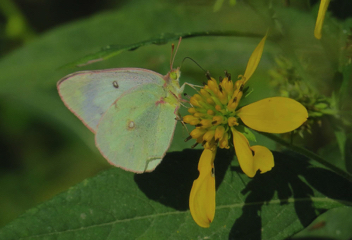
(184, 72, 246, 149)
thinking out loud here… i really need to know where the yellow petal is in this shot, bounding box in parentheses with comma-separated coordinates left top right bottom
(314, 0, 330, 39)
(243, 34, 267, 84)
(237, 97, 308, 134)
(250, 145, 274, 174)
(189, 148, 216, 228)
(232, 129, 256, 177)
(232, 129, 275, 177)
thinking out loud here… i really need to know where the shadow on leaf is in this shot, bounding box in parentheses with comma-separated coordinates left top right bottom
(134, 148, 233, 211)
(228, 151, 352, 240)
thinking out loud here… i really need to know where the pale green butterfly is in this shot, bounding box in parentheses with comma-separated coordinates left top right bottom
(57, 40, 185, 173)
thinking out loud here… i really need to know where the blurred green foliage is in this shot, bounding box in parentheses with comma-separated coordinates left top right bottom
(0, 0, 351, 239)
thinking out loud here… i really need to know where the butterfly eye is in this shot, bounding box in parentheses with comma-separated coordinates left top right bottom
(170, 72, 177, 80)
(113, 81, 119, 88)
(170, 69, 180, 80)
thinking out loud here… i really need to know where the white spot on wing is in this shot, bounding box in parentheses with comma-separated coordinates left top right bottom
(127, 120, 135, 130)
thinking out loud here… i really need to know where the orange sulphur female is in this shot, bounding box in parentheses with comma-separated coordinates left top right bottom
(57, 43, 184, 173)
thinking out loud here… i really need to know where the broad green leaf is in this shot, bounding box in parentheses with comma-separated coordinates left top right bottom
(62, 31, 264, 68)
(0, 149, 351, 239)
(262, 132, 352, 182)
(293, 207, 352, 240)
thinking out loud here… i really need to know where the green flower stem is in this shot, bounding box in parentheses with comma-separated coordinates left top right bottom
(260, 132, 352, 182)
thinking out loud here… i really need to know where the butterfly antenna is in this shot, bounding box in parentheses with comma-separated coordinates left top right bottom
(182, 57, 207, 73)
(171, 37, 182, 70)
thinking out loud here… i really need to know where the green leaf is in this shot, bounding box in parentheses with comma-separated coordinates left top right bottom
(260, 132, 352, 182)
(314, 102, 328, 109)
(320, 108, 338, 115)
(334, 129, 347, 161)
(340, 63, 352, 108)
(0, 149, 351, 239)
(235, 125, 257, 142)
(61, 30, 264, 69)
(292, 207, 352, 239)
(309, 112, 323, 117)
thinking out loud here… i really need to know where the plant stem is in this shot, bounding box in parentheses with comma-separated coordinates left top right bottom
(261, 132, 352, 182)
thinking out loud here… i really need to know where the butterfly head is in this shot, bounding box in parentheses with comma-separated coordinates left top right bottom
(170, 67, 181, 81)
(164, 67, 182, 105)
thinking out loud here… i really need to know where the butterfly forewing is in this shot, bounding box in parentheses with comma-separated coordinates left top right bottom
(57, 68, 164, 133)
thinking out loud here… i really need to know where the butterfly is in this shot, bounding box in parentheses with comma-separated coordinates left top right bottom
(57, 39, 185, 173)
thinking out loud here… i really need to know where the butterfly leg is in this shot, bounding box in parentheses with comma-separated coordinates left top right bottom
(179, 82, 203, 95)
(175, 112, 189, 134)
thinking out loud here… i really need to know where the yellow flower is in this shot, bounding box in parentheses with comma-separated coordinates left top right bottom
(314, 0, 330, 39)
(185, 34, 308, 227)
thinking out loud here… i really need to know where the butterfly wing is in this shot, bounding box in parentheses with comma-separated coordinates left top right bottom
(95, 83, 179, 173)
(57, 68, 164, 133)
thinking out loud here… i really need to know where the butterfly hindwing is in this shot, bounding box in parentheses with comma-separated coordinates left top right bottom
(95, 83, 178, 173)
